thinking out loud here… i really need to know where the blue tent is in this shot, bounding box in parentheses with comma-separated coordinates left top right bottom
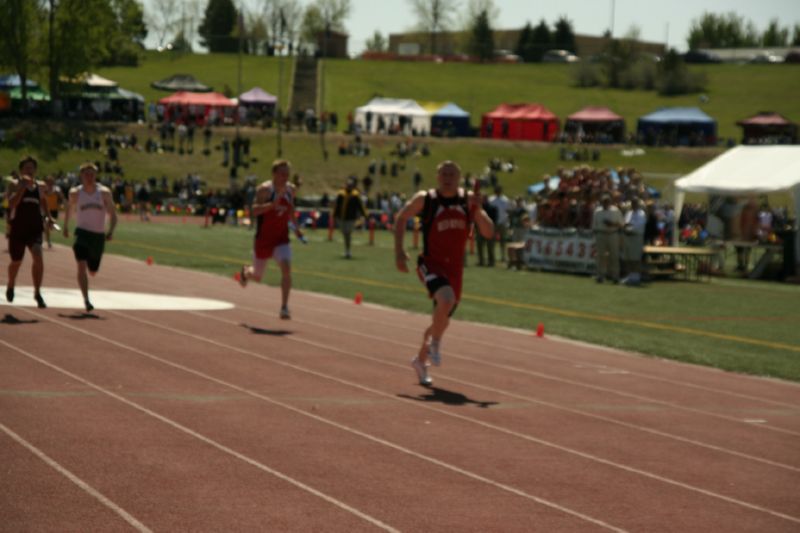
(429, 102, 471, 137)
(637, 107, 717, 147)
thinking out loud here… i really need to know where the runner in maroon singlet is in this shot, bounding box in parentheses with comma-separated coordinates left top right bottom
(5, 155, 53, 308)
(238, 159, 305, 319)
(394, 161, 494, 386)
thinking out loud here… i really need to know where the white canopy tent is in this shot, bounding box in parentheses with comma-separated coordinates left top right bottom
(674, 146, 800, 264)
(353, 97, 431, 135)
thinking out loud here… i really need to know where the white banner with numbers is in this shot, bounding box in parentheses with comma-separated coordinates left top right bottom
(523, 228, 597, 274)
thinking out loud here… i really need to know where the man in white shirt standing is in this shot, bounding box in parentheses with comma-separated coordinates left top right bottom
(63, 162, 118, 312)
(592, 194, 624, 283)
(488, 186, 511, 263)
(621, 197, 647, 286)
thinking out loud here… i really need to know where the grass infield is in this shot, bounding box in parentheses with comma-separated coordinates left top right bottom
(12, 218, 800, 383)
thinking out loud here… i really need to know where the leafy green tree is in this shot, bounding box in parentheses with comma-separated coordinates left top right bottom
(365, 30, 387, 52)
(467, 8, 493, 62)
(199, 0, 238, 53)
(103, 0, 148, 65)
(0, 0, 44, 109)
(552, 15, 575, 52)
(793, 24, 800, 46)
(657, 48, 706, 95)
(687, 12, 760, 49)
(515, 19, 550, 62)
(761, 19, 789, 47)
(408, 0, 459, 55)
(299, 0, 350, 54)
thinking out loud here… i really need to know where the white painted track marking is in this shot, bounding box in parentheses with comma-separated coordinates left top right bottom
(0, 339, 400, 533)
(1, 286, 233, 311)
(0, 420, 153, 533)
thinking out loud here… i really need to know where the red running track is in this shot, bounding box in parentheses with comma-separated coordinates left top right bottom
(1, 246, 799, 532)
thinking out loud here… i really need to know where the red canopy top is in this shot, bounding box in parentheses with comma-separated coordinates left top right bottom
(484, 103, 558, 121)
(158, 91, 236, 107)
(567, 106, 623, 122)
(736, 112, 794, 126)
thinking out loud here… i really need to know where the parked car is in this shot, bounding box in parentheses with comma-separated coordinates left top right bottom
(542, 49, 580, 63)
(749, 52, 784, 64)
(683, 50, 722, 64)
(493, 49, 521, 63)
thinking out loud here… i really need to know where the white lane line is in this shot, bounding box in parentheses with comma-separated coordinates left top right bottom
(297, 300, 800, 410)
(113, 309, 800, 525)
(51, 252, 800, 408)
(230, 304, 800, 474)
(12, 308, 628, 533)
(39, 264, 800, 464)
(0, 339, 399, 533)
(274, 303, 800, 437)
(0, 420, 153, 533)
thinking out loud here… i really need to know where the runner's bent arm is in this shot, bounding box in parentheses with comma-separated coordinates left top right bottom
(63, 188, 78, 238)
(393, 191, 426, 273)
(469, 191, 495, 239)
(102, 188, 118, 240)
(250, 184, 275, 216)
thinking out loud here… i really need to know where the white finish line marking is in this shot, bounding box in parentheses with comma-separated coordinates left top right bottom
(1, 287, 233, 311)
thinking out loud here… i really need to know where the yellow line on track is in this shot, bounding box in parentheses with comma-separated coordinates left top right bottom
(114, 239, 800, 354)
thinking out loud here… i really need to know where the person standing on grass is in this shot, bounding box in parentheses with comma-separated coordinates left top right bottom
(238, 159, 305, 320)
(592, 194, 623, 283)
(394, 161, 494, 386)
(63, 162, 118, 312)
(6, 156, 52, 308)
(333, 176, 368, 259)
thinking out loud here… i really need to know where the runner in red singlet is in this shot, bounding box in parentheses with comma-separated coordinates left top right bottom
(394, 161, 494, 386)
(238, 159, 304, 319)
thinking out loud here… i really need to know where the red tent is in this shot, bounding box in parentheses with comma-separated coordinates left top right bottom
(565, 106, 626, 143)
(481, 103, 559, 141)
(736, 112, 797, 144)
(157, 91, 237, 125)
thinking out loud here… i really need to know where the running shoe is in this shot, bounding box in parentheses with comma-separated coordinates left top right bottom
(279, 306, 291, 320)
(238, 265, 248, 287)
(411, 357, 433, 386)
(5, 286, 13, 303)
(85, 299, 94, 312)
(34, 293, 46, 309)
(427, 339, 442, 367)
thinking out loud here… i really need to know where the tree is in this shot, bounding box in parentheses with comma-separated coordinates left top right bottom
(299, 0, 351, 54)
(0, 0, 43, 110)
(687, 12, 760, 49)
(793, 24, 800, 46)
(103, 0, 148, 65)
(408, 0, 459, 55)
(552, 15, 575, 52)
(461, 0, 498, 29)
(467, 8, 493, 62)
(364, 30, 387, 52)
(147, 0, 181, 48)
(601, 26, 642, 89)
(762, 19, 789, 47)
(528, 19, 551, 61)
(198, 0, 238, 53)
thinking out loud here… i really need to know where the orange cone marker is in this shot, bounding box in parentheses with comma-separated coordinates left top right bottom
(354, 292, 363, 304)
(146, 256, 153, 266)
(536, 322, 545, 338)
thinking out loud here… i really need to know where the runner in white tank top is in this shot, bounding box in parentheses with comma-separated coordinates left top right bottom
(63, 162, 118, 312)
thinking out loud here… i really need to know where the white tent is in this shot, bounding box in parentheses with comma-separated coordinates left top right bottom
(353, 97, 430, 135)
(674, 145, 800, 264)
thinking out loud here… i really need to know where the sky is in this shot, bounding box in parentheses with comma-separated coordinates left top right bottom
(145, 0, 800, 54)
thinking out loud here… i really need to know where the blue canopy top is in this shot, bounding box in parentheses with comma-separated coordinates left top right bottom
(433, 102, 470, 118)
(0, 74, 39, 88)
(639, 107, 715, 124)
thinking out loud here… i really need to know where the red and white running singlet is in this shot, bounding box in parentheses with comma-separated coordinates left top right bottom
(417, 188, 471, 300)
(254, 186, 293, 259)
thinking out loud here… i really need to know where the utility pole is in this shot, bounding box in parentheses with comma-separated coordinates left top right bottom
(319, 22, 330, 161)
(610, 0, 616, 38)
(277, 8, 285, 157)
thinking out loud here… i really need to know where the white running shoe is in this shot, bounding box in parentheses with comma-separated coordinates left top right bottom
(427, 340, 442, 367)
(411, 357, 432, 386)
(279, 306, 291, 320)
